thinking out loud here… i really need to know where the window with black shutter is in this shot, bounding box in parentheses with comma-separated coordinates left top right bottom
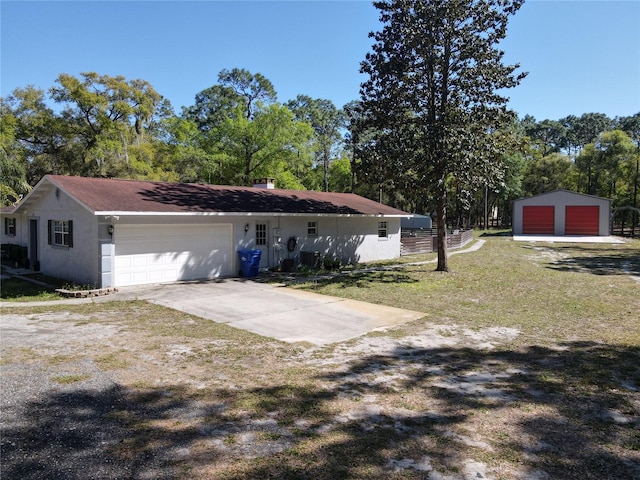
(4, 218, 16, 236)
(48, 220, 73, 247)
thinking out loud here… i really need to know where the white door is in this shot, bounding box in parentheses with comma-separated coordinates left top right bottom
(114, 224, 233, 286)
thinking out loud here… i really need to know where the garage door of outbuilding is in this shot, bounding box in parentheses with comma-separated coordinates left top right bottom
(522, 206, 555, 234)
(565, 206, 599, 235)
(114, 224, 233, 286)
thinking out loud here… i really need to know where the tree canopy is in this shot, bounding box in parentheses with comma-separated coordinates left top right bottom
(0, 63, 637, 235)
(358, 0, 527, 271)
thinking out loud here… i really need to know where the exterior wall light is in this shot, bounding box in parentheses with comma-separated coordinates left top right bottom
(108, 225, 114, 235)
(244, 223, 250, 233)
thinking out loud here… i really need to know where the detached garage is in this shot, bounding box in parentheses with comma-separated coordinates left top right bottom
(513, 190, 610, 236)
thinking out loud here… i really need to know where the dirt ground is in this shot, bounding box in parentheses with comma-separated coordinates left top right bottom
(1, 299, 638, 480)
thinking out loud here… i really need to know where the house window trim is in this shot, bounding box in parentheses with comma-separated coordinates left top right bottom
(255, 223, 267, 246)
(4, 217, 16, 236)
(48, 220, 74, 248)
(378, 220, 388, 240)
(307, 221, 318, 236)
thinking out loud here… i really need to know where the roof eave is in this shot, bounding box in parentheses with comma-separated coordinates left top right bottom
(94, 211, 411, 217)
(13, 175, 97, 215)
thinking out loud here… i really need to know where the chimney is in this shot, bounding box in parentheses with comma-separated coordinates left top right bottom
(253, 177, 275, 189)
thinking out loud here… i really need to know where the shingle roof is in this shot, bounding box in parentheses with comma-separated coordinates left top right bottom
(30, 175, 408, 216)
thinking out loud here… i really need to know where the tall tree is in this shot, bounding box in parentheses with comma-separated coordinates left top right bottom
(1, 86, 71, 181)
(524, 118, 566, 156)
(572, 113, 612, 150)
(343, 100, 364, 193)
(184, 69, 314, 187)
(522, 153, 573, 196)
(218, 68, 277, 120)
(215, 103, 314, 186)
(287, 95, 345, 191)
(576, 130, 637, 199)
(181, 85, 241, 133)
(358, 0, 526, 271)
(616, 113, 640, 211)
(0, 100, 31, 205)
(49, 72, 164, 177)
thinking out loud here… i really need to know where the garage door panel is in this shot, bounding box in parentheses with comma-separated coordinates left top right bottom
(523, 206, 555, 234)
(114, 224, 233, 287)
(565, 206, 599, 235)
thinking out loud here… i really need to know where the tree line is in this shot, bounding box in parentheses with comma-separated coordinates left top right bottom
(477, 112, 639, 229)
(2, 2, 638, 256)
(0, 68, 351, 203)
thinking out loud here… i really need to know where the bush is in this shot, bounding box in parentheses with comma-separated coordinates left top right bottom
(323, 256, 341, 270)
(1, 243, 28, 267)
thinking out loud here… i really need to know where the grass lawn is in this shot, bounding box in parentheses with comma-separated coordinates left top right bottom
(1, 234, 639, 480)
(298, 233, 640, 346)
(0, 270, 66, 301)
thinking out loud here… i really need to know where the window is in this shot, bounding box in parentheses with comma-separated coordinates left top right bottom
(256, 223, 267, 246)
(48, 220, 73, 247)
(378, 221, 388, 238)
(4, 218, 16, 236)
(307, 221, 318, 236)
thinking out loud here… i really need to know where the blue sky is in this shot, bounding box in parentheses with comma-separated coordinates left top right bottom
(1, 0, 638, 121)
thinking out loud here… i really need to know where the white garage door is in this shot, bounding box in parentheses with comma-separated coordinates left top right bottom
(114, 224, 233, 286)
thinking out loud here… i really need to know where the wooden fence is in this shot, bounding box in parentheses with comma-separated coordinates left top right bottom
(400, 228, 474, 256)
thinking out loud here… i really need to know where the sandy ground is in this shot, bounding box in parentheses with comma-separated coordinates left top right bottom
(2, 287, 638, 479)
(0, 307, 537, 480)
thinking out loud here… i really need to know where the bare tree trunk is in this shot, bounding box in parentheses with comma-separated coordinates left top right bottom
(120, 131, 129, 169)
(436, 182, 449, 272)
(634, 156, 639, 236)
(350, 144, 357, 193)
(244, 144, 252, 186)
(323, 147, 330, 192)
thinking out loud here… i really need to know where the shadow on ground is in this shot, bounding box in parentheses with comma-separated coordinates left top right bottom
(544, 245, 640, 276)
(2, 342, 639, 479)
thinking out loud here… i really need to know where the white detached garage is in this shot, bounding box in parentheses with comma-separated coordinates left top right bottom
(5, 175, 409, 288)
(512, 190, 611, 236)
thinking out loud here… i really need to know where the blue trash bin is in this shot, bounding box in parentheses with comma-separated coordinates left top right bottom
(238, 249, 262, 278)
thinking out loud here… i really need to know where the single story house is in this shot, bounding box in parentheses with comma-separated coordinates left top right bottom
(512, 189, 611, 236)
(1, 175, 410, 287)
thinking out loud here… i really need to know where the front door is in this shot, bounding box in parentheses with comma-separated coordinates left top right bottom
(29, 219, 38, 268)
(255, 222, 270, 270)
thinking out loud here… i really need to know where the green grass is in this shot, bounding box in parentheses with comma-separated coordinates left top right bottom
(296, 235, 640, 346)
(95, 351, 133, 370)
(0, 270, 69, 301)
(0, 276, 63, 301)
(2, 234, 639, 480)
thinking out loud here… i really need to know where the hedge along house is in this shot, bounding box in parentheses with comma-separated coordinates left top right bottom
(1, 175, 410, 287)
(512, 189, 611, 236)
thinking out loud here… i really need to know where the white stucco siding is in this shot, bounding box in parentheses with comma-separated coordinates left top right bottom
(269, 215, 401, 266)
(513, 190, 610, 236)
(0, 214, 26, 247)
(27, 187, 99, 285)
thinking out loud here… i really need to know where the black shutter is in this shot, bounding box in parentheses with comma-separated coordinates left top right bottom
(67, 220, 73, 247)
(48, 220, 52, 245)
(4, 218, 7, 234)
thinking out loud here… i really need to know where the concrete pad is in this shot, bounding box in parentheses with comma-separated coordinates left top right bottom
(513, 235, 625, 244)
(135, 280, 426, 346)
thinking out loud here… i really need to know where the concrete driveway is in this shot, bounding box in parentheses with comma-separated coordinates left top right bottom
(122, 279, 426, 346)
